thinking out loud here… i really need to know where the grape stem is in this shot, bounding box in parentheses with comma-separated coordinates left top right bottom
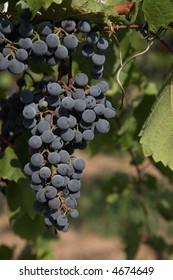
(116, 40, 153, 110)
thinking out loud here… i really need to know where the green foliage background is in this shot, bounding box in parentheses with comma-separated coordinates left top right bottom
(0, 0, 173, 260)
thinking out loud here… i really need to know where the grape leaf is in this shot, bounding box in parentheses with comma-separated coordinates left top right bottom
(12, 212, 45, 240)
(7, 179, 36, 220)
(0, 147, 26, 182)
(139, 72, 173, 170)
(142, 0, 173, 30)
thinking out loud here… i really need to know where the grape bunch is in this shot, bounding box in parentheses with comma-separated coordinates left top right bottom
(0, 11, 116, 232)
(0, 14, 108, 78)
(22, 73, 115, 232)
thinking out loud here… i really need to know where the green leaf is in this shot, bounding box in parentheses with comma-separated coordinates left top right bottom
(12, 212, 45, 240)
(0, 147, 26, 182)
(122, 222, 141, 259)
(26, 0, 54, 14)
(142, 0, 173, 30)
(139, 71, 173, 170)
(7, 179, 36, 220)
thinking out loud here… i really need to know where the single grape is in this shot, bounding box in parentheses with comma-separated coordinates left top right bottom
(31, 40, 48, 56)
(65, 197, 77, 208)
(73, 158, 86, 171)
(2, 47, 11, 56)
(61, 20, 76, 32)
(61, 128, 75, 142)
(69, 209, 79, 218)
(78, 20, 91, 33)
(37, 120, 50, 133)
(73, 99, 86, 112)
(75, 73, 88, 87)
(45, 186, 57, 199)
(57, 163, 69, 176)
(94, 104, 105, 115)
(36, 189, 47, 203)
(63, 34, 78, 50)
(62, 97, 74, 110)
(59, 150, 70, 163)
(95, 119, 110, 133)
(41, 130, 54, 143)
(47, 82, 62, 96)
(57, 116, 70, 130)
(97, 37, 109, 50)
(8, 59, 25, 75)
(72, 89, 85, 100)
(57, 214, 68, 226)
(82, 109, 96, 123)
(46, 33, 59, 48)
(51, 174, 64, 188)
(92, 54, 105, 66)
(89, 85, 102, 97)
(83, 129, 94, 141)
(54, 45, 68, 59)
(39, 166, 51, 179)
(15, 49, 28, 61)
(48, 197, 61, 209)
(31, 171, 43, 184)
(103, 107, 116, 118)
(85, 96, 96, 108)
(31, 153, 44, 167)
(68, 179, 81, 192)
(19, 38, 32, 50)
(29, 135, 42, 149)
(23, 105, 36, 119)
(48, 152, 60, 165)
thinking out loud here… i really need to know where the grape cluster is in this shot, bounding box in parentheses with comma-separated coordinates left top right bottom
(0, 12, 116, 232)
(0, 15, 108, 78)
(22, 73, 115, 232)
